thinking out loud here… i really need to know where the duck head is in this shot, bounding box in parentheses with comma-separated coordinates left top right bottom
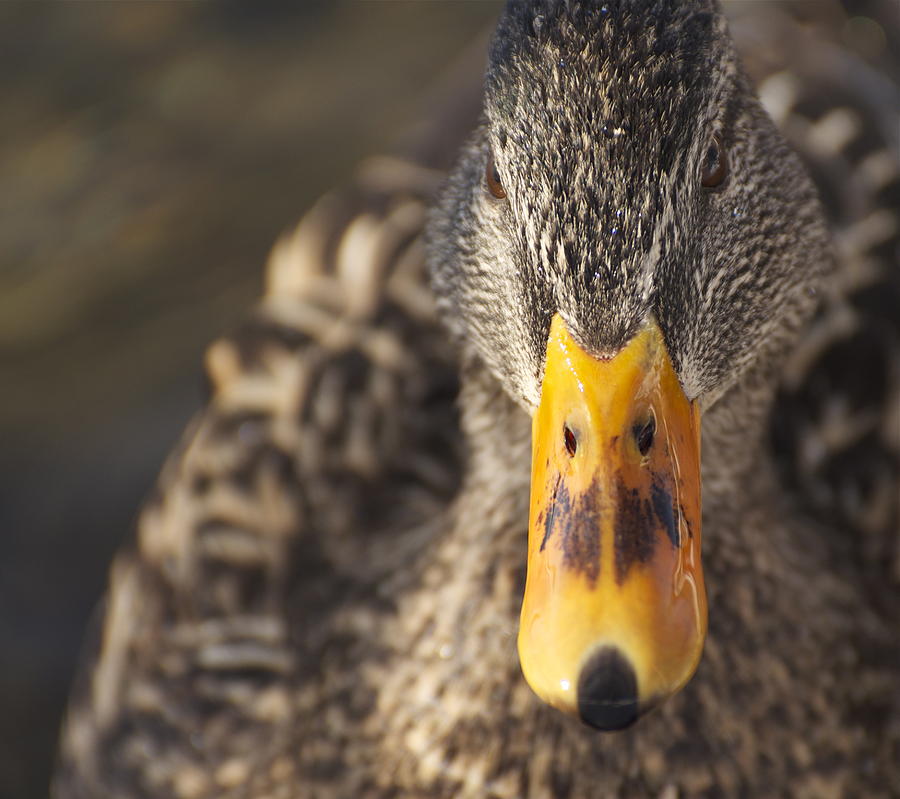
(428, 0, 830, 730)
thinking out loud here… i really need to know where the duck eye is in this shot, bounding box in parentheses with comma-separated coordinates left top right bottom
(485, 152, 507, 199)
(700, 133, 728, 189)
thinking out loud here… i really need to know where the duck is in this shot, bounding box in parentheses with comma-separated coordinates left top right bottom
(54, 1, 900, 796)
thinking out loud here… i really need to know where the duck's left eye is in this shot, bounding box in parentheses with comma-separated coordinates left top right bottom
(485, 152, 507, 199)
(700, 133, 728, 189)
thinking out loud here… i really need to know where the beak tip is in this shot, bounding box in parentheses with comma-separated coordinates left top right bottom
(576, 647, 640, 731)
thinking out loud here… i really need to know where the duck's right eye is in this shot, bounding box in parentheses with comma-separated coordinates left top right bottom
(485, 153, 507, 199)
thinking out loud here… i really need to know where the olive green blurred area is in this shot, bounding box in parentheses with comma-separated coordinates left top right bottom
(0, 3, 499, 796)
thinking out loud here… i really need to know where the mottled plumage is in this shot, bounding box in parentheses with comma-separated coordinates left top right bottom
(56, 2, 899, 797)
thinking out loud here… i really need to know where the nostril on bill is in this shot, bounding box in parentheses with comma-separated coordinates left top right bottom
(564, 424, 577, 457)
(577, 647, 639, 731)
(634, 414, 656, 457)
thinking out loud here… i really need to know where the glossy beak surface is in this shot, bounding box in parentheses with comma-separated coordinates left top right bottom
(518, 314, 706, 730)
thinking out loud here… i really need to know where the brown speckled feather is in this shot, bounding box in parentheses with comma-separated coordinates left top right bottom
(55, 3, 899, 797)
(55, 158, 466, 797)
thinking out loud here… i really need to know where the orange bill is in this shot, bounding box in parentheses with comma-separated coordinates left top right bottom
(518, 313, 706, 730)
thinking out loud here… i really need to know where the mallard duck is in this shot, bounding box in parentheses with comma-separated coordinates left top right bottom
(55, 1, 899, 796)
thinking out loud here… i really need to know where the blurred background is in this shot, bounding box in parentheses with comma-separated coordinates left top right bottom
(0, 2, 894, 797)
(0, 3, 499, 795)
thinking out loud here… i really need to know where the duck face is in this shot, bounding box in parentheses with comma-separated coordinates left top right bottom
(428, 0, 830, 729)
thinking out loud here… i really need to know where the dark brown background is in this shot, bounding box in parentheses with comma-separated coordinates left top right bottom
(0, 4, 498, 795)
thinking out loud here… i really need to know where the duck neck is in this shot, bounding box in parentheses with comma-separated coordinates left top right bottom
(456, 347, 533, 505)
(700, 357, 783, 514)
